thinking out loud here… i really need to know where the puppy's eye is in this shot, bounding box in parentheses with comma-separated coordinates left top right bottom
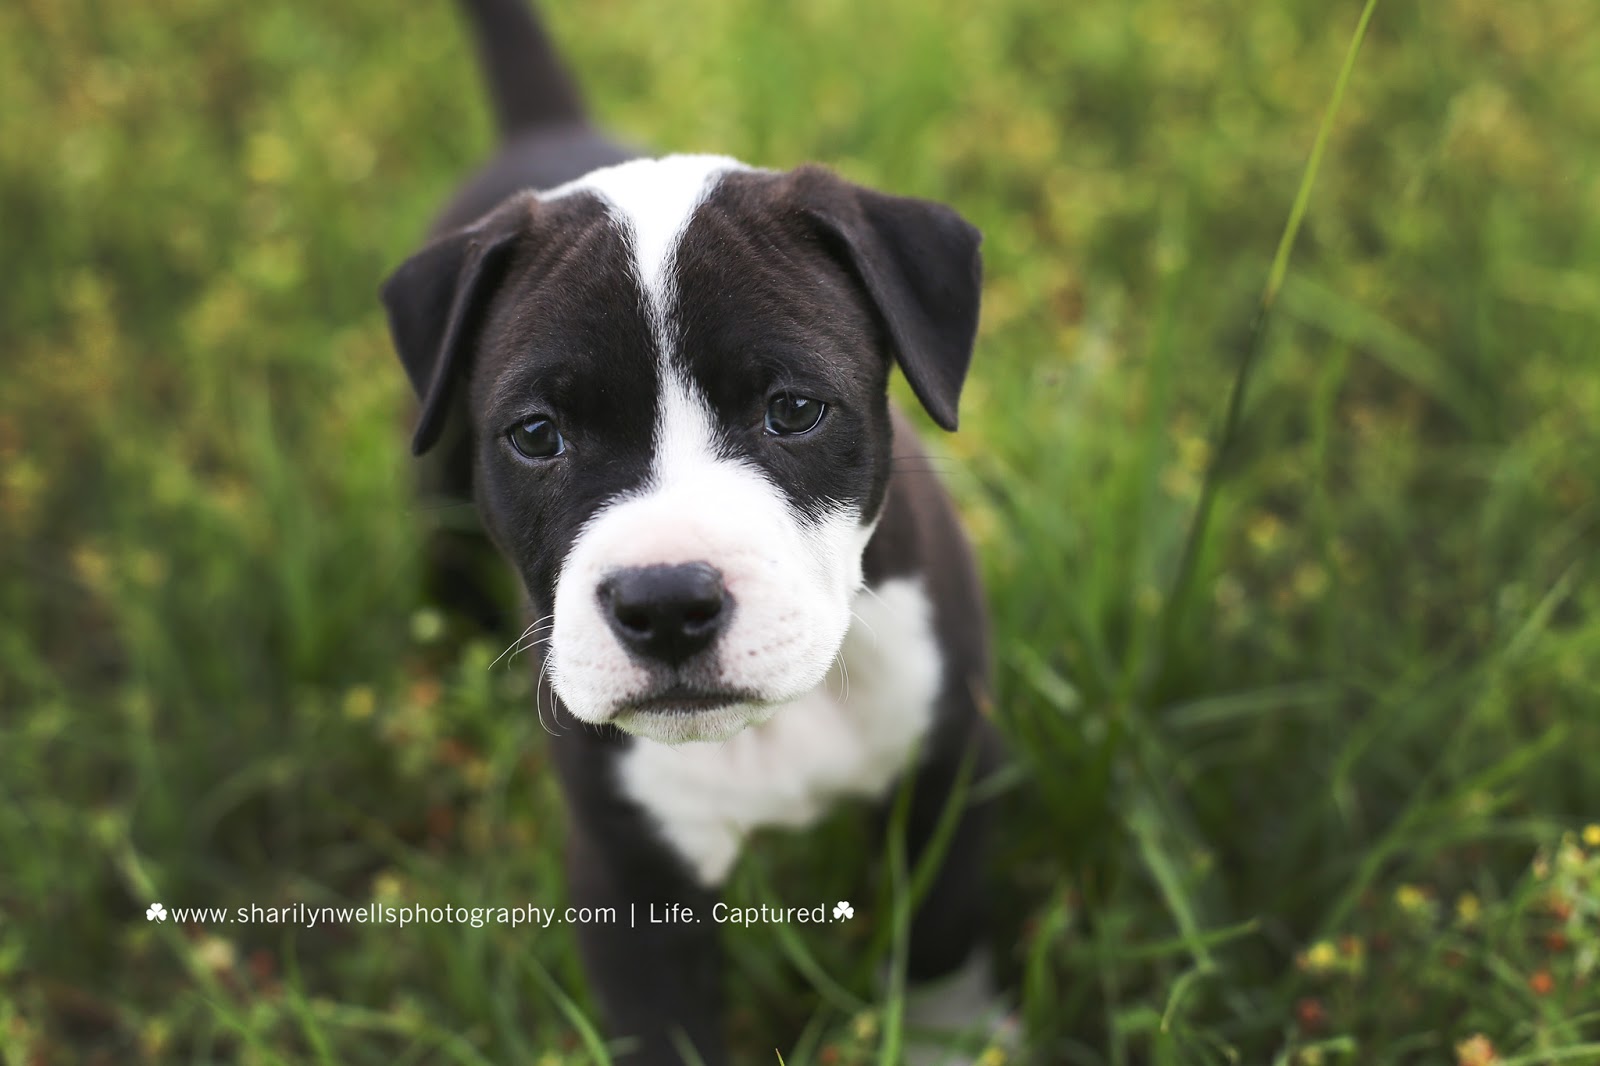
(507, 417, 565, 460)
(764, 394, 826, 436)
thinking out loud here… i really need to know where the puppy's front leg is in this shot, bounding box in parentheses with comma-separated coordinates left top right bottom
(566, 819, 726, 1066)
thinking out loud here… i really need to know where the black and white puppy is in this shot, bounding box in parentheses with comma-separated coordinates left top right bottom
(381, 1, 1005, 1061)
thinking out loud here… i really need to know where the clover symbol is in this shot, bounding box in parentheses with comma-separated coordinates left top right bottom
(831, 901, 854, 921)
(146, 902, 167, 922)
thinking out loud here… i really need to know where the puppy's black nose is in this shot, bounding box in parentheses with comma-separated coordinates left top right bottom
(601, 563, 729, 667)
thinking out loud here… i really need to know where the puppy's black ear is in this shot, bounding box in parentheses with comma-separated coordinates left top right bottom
(380, 201, 526, 455)
(796, 166, 982, 431)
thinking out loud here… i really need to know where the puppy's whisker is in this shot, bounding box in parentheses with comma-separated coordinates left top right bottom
(509, 633, 553, 666)
(493, 631, 550, 670)
(490, 627, 539, 670)
(508, 627, 555, 658)
(858, 584, 895, 616)
(493, 618, 542, 654)
(506, 624, 554, 653)
(490, 616, 553, 670)
(534, 651, 566, 737)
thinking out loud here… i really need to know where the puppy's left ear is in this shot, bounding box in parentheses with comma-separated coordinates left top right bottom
(796, 166, 982, 431)
(381, 198, 528, 456)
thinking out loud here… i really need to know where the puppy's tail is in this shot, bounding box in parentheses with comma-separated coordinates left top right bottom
(456, 0, 589, 137)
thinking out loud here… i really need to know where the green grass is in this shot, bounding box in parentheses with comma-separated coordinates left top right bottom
(4, 0, 1600, 1062)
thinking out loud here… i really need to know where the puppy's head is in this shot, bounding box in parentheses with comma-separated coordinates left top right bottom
(382, 156, 980, 743)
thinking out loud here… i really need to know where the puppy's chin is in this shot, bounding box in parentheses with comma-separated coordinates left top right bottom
(551, 642, 848, 745)
(611, 702, 778, 745)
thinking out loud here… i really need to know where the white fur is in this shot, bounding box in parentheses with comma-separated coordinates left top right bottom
(894, 948, 1018, 1066)
(618, 578, 943, 886)
(541, 154, 877, 746)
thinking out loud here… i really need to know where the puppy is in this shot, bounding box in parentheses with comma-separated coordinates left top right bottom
(380, 1, 1005, 1060)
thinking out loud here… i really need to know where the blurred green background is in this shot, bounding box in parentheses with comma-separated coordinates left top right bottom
(3, 0, 1599, 1062)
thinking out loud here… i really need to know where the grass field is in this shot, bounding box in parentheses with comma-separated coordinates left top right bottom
(4, 0, 1600, 1062)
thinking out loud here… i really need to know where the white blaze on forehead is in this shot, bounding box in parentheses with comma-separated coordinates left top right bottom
(542, 153, 750, 322)
(654, 371, 721, 487)
(543, 154, 752, 481)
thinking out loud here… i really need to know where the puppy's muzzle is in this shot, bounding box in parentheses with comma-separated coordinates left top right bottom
(599, 563, 732, 668)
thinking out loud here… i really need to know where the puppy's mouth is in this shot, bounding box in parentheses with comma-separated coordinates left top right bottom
(614, 684, 762, 717)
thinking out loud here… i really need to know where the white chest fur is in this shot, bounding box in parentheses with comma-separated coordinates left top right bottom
(617, 577, 944, 886)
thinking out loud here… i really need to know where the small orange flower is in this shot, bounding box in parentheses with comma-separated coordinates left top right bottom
(1546, 930, 1570, 952)
(1294, 997, 1327, 1034)
(1529, 969, 1555, 996)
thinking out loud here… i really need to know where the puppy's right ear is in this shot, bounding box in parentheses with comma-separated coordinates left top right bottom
(380, 201, 527, 456)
